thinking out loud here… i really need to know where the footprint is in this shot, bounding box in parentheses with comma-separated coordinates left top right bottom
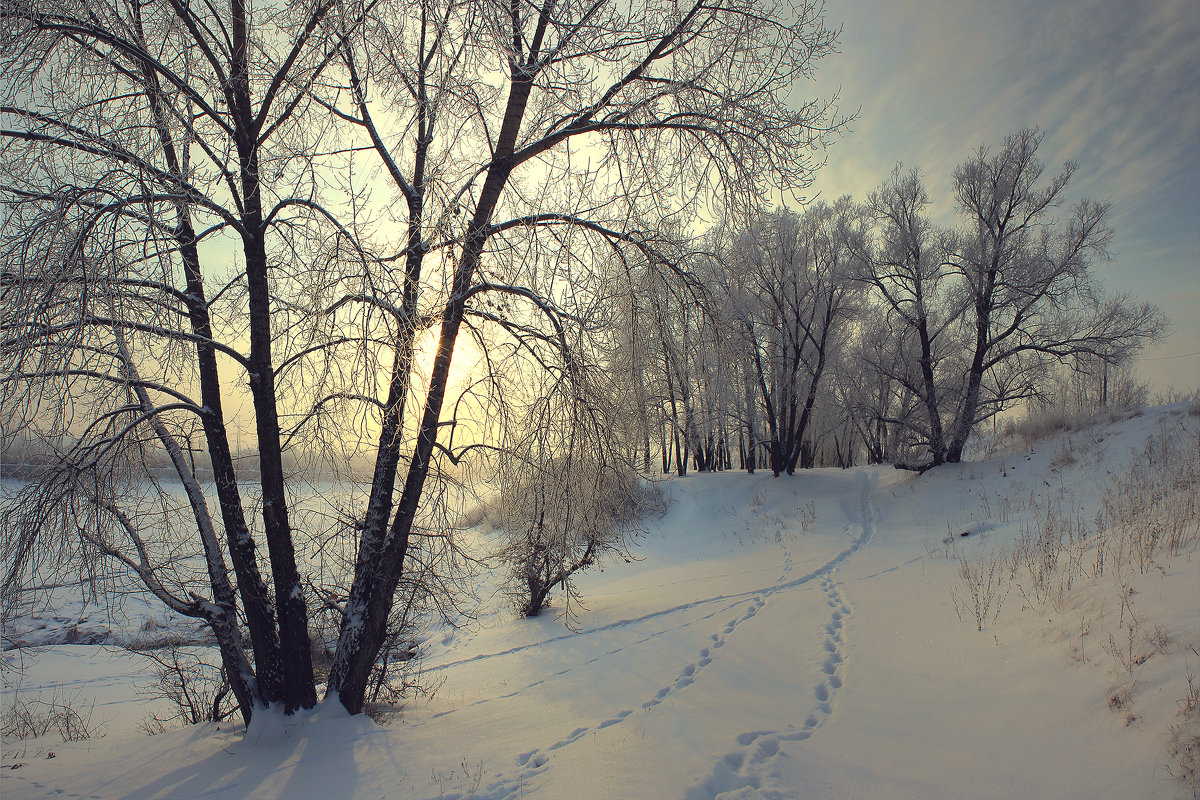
(779, 726, 812, 742)
(597, 711, 631, 729)
(737, 730, 772, 746)
(750, 737, 781, 763)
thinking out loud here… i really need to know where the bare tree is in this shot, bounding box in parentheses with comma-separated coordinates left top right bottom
(854, 166, 962, 468)
(719, 201, 862, 475)
(1, 0, 358, 717)
(2, 0, 846, 719)
(854, 133, 1166, 469)
(941, 128, 1167, 462)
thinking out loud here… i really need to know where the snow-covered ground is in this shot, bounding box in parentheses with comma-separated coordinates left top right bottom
(3, 403, 1198, 799)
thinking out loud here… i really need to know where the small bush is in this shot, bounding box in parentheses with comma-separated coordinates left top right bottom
(1166, 666, 1200, 796)
(134, 646, 237, 732)
(952, 550, 1009, 631)
(497, 457, 653, 618)
(1, 688, 104, 742)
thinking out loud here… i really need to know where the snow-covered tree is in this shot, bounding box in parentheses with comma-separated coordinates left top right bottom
(719, 201, 863, 475)
(853, 132, 1166, 469)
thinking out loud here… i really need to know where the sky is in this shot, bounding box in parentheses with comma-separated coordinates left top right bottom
(802, 0, 1200, 394)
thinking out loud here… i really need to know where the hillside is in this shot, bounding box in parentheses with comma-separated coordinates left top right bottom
(2, 403, 1198, 799)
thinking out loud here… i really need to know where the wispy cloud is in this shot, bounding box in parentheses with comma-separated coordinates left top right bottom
(811, 0, 1199, 201)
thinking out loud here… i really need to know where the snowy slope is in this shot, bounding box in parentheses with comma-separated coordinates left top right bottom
(2, 403, 1197, 799)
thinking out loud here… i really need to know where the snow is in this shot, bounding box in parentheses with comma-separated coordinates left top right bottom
(3, 403, 1198, 799)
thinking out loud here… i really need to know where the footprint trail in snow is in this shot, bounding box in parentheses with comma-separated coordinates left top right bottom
(479, 472, 876, 800)
(685, 472, 874, 800)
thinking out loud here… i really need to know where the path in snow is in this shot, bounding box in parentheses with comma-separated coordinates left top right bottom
(684, 470, 875, 800)
(459, 471, 878, 800)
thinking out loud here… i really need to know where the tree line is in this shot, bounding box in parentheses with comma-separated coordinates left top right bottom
(620, 129, 1165, 477)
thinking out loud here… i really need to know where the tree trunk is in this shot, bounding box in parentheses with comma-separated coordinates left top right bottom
(328, 59, 538, 714)
(227, 0, 317, 714)
(914, 310, 946, 467)
(137, 51, 282, 716)
(946, 279, 995, 463)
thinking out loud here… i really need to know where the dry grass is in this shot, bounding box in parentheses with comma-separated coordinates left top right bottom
(1, 687, 104, 742)
(1004, 405, 1134, 449)
(1166, 666, 1200, 796)
(951, 550, 1009, 631)
(951, 417, 1200, 791)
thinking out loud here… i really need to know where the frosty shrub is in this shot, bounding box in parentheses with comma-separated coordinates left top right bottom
(493, 372, 654, 619)
(1, 687, 104, 742)
(497, 449, 650, 619)
(952, 551, 1009, 631)
(135, 647, 237, 732)
(1166, 666, 1200, 796)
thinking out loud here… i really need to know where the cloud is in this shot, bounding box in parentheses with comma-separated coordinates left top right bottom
(799, 0, 1199, 389)
(810, 0, 1199, 192)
